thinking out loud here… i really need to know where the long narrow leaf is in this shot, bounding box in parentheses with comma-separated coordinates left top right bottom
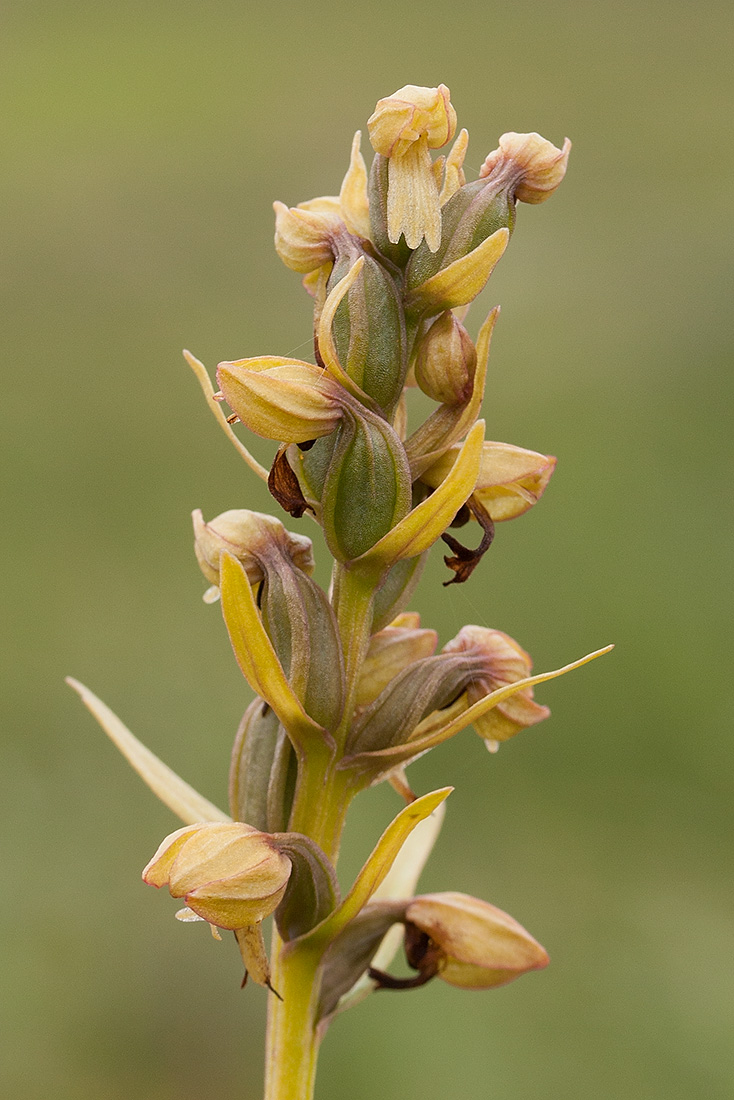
(66, 678, 229, 824)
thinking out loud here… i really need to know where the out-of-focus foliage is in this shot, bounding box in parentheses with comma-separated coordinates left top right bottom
(2, 1, 732, 1097)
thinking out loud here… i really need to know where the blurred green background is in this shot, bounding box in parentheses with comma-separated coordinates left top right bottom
(3, 1, 733, 1097)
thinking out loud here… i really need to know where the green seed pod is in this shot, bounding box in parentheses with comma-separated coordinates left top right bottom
(260, 563, 345, 731)
(326, 235, 407, 414)
(320, 410, 411, 562)
(318, 900, 407, 1021)
(271, 834, 340, 941)
(229, 699, 296, 832)
(371, 554, 428, 632)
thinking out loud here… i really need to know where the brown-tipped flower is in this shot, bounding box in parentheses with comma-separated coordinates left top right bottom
(413, 310, 477, 405)
(479, 132, 571, 204)
(216, 358, 345, 443)
(422, 440, 556, 521)
(442, 626, 550, 749)
(367, 84, 457, 252)
(192, 508, 314, 588)
(142, 822, 292, 930)
(273, 197, 344, 273)
(403, 892, 549, 989)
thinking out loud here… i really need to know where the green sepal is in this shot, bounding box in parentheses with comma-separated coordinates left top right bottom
(228, 700, 296, 832)
(371, 552, 428, 632)
(406, 178, 516, 291)
(345, 652, 484, 756)
(321, 411, 412, 562)
(271, 833, 340, 941)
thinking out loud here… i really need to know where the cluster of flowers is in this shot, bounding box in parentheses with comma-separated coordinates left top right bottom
(72, 86, 604, 1062)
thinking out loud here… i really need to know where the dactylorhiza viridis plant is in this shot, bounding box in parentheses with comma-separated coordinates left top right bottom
(68, 84, 611, 1100)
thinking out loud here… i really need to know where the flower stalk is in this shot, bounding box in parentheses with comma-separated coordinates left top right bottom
(69, 83, 609, 1100)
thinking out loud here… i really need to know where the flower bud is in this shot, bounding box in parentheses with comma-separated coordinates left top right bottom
(480, 132, 571, 204)
(216, 358, 345, 443)
(442, 626, 550, 749)
(273, 197, 344, 273)
(402, 892, 549, 989)
(368, 84, 456, 252)
(193, 508, 314, 588)
(229, 699, 296, 832)
(320, 411, 412, 561)
(142, 822, 292, 930)
(421, 441, 556, 521)
(325, 240, 407, 413)
(413, 311, 477, 405)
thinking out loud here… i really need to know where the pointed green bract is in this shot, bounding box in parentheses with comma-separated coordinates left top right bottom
(219, 553, 327, 750)
(300, 787, 452, 948)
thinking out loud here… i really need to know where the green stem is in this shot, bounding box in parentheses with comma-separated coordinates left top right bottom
(264, 934, 322, 1100)
(265, 755, 355, 1100)
(263, 553, 377, 1099)
(331, 562, 380, 750)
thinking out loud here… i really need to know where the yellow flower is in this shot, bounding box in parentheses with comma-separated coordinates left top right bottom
(142, 821, 292, 930)
(368, 84, 456, 251)
(143, 822, 294, 988)
(192, 508, 314, 588)
(216, 357, 345, 443)
(442, 626, 550, 750)
(403, 892, 549, 989)
(422, 440, 556, 521)
(479, 132, 571, 204)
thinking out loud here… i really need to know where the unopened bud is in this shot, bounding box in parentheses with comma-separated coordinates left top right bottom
(442, 626, 550, 749)
(142, 822, 292, 930)
(414, 311, 477, 404)
(216, 358, 345, 443)
(480, 132, 571, 204)
(402, 892, 549, 989)
(193, 508, 314, 588)
(273, 197, 344, 273)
